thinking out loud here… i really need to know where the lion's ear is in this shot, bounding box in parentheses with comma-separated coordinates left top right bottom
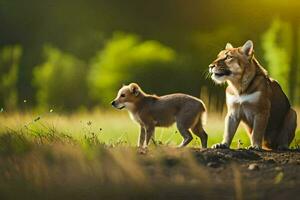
(225, 43, 234, 49)
(129, 83, 140, 96)
(242, 40, 254, 56)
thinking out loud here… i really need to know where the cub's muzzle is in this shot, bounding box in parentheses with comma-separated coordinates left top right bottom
(111, 100, 125, 110)
(111, 100, 116, 106)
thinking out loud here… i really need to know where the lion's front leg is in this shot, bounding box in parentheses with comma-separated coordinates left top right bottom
(212, 113, 240, 149)
(248, 113, 269, 150)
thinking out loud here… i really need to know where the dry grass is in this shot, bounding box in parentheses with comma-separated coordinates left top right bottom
(0, 110, 299, 199)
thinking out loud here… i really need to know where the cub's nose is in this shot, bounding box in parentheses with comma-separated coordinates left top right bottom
(111, 101, 116, 106)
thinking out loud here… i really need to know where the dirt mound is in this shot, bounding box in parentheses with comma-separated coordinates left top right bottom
(192, 148, 300, 166)
(189, 148, 300, 199)
(193, 148, 261, 167)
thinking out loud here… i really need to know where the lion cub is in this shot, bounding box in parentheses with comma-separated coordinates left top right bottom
(111, 83, 208, 148)
(209, 40, 297, 150)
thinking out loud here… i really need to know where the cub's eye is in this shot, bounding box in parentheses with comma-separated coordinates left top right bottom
(120, 94, 126, 98)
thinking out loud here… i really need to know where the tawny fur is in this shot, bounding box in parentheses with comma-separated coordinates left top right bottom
(111, 83, 208, 148)
(209, 40, 297, 150)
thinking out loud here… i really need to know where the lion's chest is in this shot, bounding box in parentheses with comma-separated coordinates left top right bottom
(226, 91, 261, 124)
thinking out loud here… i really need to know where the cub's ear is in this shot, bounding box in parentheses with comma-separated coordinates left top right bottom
(129, 83, 140, 96)
(225, 43, 234, 49)
(242, 40, 254, 56)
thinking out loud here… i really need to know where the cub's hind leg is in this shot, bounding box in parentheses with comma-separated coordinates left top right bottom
(176, 110, 196, 147)
(191, 116, 208, 148)
(176, 122, 193, 147)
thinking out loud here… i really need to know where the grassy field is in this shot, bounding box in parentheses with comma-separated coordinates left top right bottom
(1, 109, 299, 148)
(0, 110, 299, 200)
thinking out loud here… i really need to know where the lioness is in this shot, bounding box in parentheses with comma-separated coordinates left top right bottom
(111, 83, 208, 148)
(209, 40, 297, 150)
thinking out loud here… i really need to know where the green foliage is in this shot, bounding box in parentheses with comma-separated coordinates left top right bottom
(87, 32, 176, 104)
(1, 1, 300, 109)
(262, 19, 292, 95)
(33, 46, 88, 111)
(0, 45, 22, 110)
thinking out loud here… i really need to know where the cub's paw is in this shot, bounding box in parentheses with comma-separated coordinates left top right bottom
(212, 143, 229, 149)
(137, 146, 148, 154)
(247, 145, 262, 151)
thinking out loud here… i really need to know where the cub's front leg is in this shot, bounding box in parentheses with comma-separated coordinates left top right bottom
(138, 126, 146, 148)
(212, 113, 240, 149)
(144, 125, 155, 148)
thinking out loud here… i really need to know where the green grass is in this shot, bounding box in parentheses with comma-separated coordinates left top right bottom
(0, 110, 299, 149)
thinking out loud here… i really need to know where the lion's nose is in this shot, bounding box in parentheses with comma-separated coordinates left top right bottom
(209, 64, 215, 73)
(209, 64, 215, 69)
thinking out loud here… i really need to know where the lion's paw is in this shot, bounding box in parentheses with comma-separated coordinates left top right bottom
(247, 145, 262, 151)
(212, 143, 229, 149)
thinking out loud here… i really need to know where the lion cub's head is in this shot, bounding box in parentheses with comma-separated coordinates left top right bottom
(111, 83, 143, 110)
(209, 40, 255, 84)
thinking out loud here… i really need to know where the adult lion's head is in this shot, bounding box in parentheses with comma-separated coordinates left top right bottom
(209, 40, 256, 84)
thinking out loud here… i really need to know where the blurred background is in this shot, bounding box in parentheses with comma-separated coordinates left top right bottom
(0, 0, 300, 112)
(1, 2, 300, 198)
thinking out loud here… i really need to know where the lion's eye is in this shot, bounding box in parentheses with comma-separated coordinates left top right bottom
(120, 94, 126, 98)
(226, 55, 233, 60)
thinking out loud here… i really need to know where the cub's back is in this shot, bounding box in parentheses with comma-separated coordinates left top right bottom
(146, 93, 205, 127)
(149, 93, 206, 117)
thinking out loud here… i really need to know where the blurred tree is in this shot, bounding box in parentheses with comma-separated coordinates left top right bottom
(87, 32, 177, 105)
(33, 46, 88, 111)
(262, 19, 292, 96)
(0, 45, 22, 111)
(0, 0, 299, 110)
(289, 20, 299, 105)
